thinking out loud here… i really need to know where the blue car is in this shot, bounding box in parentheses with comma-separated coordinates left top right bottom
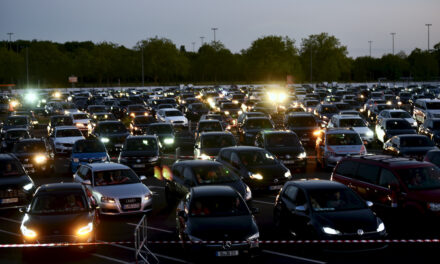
(71, 138, 109, 173)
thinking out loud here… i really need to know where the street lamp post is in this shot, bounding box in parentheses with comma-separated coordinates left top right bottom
(211, 28, 218, 43)
(200, 36, 205, 46)
(368, 41, 373, 57)
(7, 32, 13, 50)
(390, 33, 396, 55)
(141, 46, 144, 87)
(426, 24, 432, 51)
(192, 42, 195, 52)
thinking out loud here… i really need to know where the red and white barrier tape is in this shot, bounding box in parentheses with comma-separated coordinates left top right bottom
(0, 241, 132, 248)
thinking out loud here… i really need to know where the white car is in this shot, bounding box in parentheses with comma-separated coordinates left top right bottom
(156, 108, 188, 126)
(413, 99, 440, 124)
(377, 109, 417, 128)
(70, 112, 92, 135)
(50, 126, 85, 154)
(327, 115, 374, 144)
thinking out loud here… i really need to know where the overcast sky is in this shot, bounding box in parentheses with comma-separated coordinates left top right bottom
(1, 0, 439, 58)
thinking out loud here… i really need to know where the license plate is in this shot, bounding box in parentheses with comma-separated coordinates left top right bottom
(1, 198, 18, 204)
(283, 160, 295, 164)
(269, 185, 283, 190)
(115, 144, 123, 148)
(216, 250, 239, 257)
(123, 203, 140, 210)
(301, 138, 310, 142)
(23, 164, 33, 168)
(133, 164, 145, 168)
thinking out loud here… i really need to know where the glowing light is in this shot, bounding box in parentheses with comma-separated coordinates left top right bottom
(162, 166, 173, 181)
(77, 223, 93, 236)
(154, 166, 163, 181)
(34, 155, 47, 164)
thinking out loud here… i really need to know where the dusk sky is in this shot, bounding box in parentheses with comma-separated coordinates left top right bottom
(1, 0, 439, 58)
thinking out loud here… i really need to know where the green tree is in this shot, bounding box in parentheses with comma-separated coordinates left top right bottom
(408, 48, 438, 80)
(0, 47, 24, 84)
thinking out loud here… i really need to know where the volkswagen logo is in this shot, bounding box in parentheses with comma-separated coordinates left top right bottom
(136, 159, 141, 163)
(89, 159, 93, 163)
(222, 241, 232, 250)
(274, 179, 279, 183)
(7, 189, 13, 193)
(286, 154, 291, 159)
(357, 229, 364, 236)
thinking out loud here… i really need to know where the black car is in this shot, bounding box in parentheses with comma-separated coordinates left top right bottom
(216, 146, 291, 191)
(383, 134, 437, 160)
(185, 103, 209, 121)
(255, 131, 307, 172)
(118, 135, 160, 175)
(2, 115, 30, 132)
(166, 160, 251, 204)
(126, 104, 148, 118)
(12, 139, 52, 175)
(314, 104, 339, 124)
(284, 113, 320, 147)
(274, 180, 386, 241)
(195, 120, 223, 138)
(424, 149, 440, 168)
(1, 128, 31, 152)
(47, 115, 74, 136)
(238, 117, 274, 145)
(194, 132, 236, 159)
(419, 118, 440, 146)
(0, 153, 35, 209)
(176, 186, 259, 259)
(129, 116, 156, 135)
(145, 123, 175, 151)
(92, 121, 129, 154)
(20, 183, 98, 249)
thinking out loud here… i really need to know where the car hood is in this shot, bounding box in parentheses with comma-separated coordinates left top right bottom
(94, 183, 150, 198)
(54, 137, 85, 144)
(120, 150, 159, 158)
(24, 212, 93, 236)
(187, 215, 258, 240)
(0, 174, 32, 188)
(266, 146, 304, 157)
(247, 164, 287, 180)
(314, 209, 378, 233)
(352, 127, 372, 134)
(327, 145, 363, 154)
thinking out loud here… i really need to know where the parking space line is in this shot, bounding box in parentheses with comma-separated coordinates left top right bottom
(92, 253, 132, 264)
(0, 216, 21, 224)
(253, 200, 274, 206)
(0, 228, 20, 237)
(262, 250, 326, 264)
(126, 223, 174, 234)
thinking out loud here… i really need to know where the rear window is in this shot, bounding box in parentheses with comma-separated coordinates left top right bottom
(202, 135, 236, 148)
(397, 166, 440, 190)
(0, 160, 25, 177)
(390, 112, 411, 118)
(287, 116, 317, 127)
(321, 106, 339, 113)
(13, 141, 46, 153)
(335, 160, 358, 178)
(245, 119, 273, 129)
(400, 137, 434, 147)
(356, 163, 379, 184)
(327, 133, 362, 145)
(266, 134, 300, 147)
(339, 119, 365, 127)
(73, 140, 106, 153)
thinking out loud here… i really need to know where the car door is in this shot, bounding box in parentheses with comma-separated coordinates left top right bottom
(374, 168, 401, 212)
(171, 164, 185, 196)
(352, 162, 380, 202)
(286, 187, 310, 236)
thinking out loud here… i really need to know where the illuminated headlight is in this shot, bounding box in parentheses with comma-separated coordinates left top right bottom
(386, 101, 392, 105)
(377, 219, 385, 232)
(232, 100, 239, 104)
(144, 112, 148, 116)
(34, 155, 47, 164)
(298, 152, 307, 159)
(313, 130, 321, 136)
(398, 101, 402, 105)
(248, 172, 263, 180)
(130, 113, 135, 117)
(77, 222, 93, 236)
(322, 227, 341, 235)
(238, 110, 243, 115)
(322, 115, 328, 120)
(200, 153, 210, 160)
(164, 138, 174, 145)
(284, 170, 292, 179)
(21, 225, 37, 239)
(76, 123, 85, 128)
(428, 203, 440, 212)
(412, 121, 417, 127)
(225, 111, 230, 116)
(366, 130, 374, 137)
(101, 196, 115, 203)
(10, 100, 19, 108)
(144, 193, 152, 201)
(23, 183, 34, 191)
(73, 158, 80, 163)
(101, 137, 110, 143)
(245, 185, 252, 201)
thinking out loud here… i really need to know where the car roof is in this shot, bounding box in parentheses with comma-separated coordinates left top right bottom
(288, 180, 347, 191)
(96, 120, 123, 125)
(126, 135, 158, 140)
(0, 153, 17, 160)
(325, 128, 357, 134)
(220, 146, 263, 151)
(6, 128, 28, 132)
(342, 155, 432, 168)
(199, 131, 233, 137)
(174, 160, 223, 167)
(198, 120, 221, 123)
(54, 126, 78, 130)
(84, 162, 129, 171)
(191, 185, 237, 198)
(394, 134, 428, 138)
(332, 115, 362, 120)
(38, 183, 84, 193)
(261, 130, 296, 136)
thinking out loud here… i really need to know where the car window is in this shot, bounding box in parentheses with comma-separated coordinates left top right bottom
(83, 168, 91, 181)
(172, 165, 183, 180)
(283, 186, 298, 201)
(183, 168, 194, 185)
(335, 160, 358, 178)
(379, 169, 399, 188)
(219, 149, 232, 163)
(356, 163, 379, 184)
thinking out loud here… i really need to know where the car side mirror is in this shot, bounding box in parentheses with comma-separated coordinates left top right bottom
(83, 180, 91, 185)
(251, 207, 259, 215)
(366, 201, 373, 207)
(139, 175, 147, 181)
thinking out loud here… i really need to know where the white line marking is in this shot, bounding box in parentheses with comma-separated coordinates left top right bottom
(262, 250, 326, 264)
(92, 253, 131, 264)
(0, 228, 20, 237)
(126, 223, 174, 234)
(253, 200, 274, 206)
(0, 216, 21, 224)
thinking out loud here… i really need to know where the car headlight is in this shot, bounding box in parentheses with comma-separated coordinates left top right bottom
(76, 123, 85, 128)
(34, 154, 47, 164)
(313, 130, 321, 136)
(144, 193, 152, 201)
(101, 137, 110, 143)
(199, 153, 210, 160)
(73, 158, 80, 163)
(23, 183, 34, 191)
(101, 156, 108, 161)
(412, 121, 417, 127)
(284, 170, 292, 179)
(247, 232, 259, 241)
(428, 203, 440, 212)
(366, 130, 374, 137)
(248, 172, 263, 180)
(322, 227, 341, 235)
(149, 156, 159, 162)
(245, 185, 252, 201)
(164, 138, 174, 145)
(238, 110, 243, 115)
(298, 152, 306, 159)
(101, 196, 115, 203)
(21, 225, 37, 239)
(225, 111, 230, 115)
(77, 222, 93, 236)
(377, 219, 385, 232)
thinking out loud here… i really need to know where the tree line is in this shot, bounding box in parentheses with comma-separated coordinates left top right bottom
(1, 33, 439, 88)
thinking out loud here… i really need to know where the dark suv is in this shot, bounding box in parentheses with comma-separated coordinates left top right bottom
(331, 155, 440, 229)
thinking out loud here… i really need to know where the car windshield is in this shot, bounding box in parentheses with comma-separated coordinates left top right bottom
(376, 105, 393, 111)
(321, 106, 339, 113)
(245, 119, 273, 129)
(73, 114, 88, 120)
(94, 169, 140, 186)
(327, 133, 362, 145)
(390, 112, 411, 118)
(30, 192, 87, 215)
(191, 104, 205, 110)
(124, 138, 158, 151)
(288, 116, 317, 127)
(400, 137, 434, 147)
(134, 116, 155, 124)
(238, 150, 277, 166)
(193, 166, 240, 184)
(56, 129, 82, 137)
(6, 130, 29, 139)
(189, 196, 249, 217)
(204, 115, 222, 121)
(309, 188, 366, 212)
(202, 135, 235, 148)
(13, 141, 46, 153)
(266, 134, 300, 147)
(335, 104, 352, 110)
(61, 103, 76, 109)
(6, 117, 27, 125)
(94, 114, 115, 121)
(198, 122, 222, 132)
(73, 140, 106, 153)
(147, 125, 173, 134)
(398, 166, 440, 190)
(52, 117, 73, 126)
(426, 102, 440, 110)
(339, 119, 366, 127)
(164, 110, 182, 117)
(386, 120, 412, 130)
(128, 105, 145, 111)
(97, 123, 127, 133)
(0, 160, 25, 177)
